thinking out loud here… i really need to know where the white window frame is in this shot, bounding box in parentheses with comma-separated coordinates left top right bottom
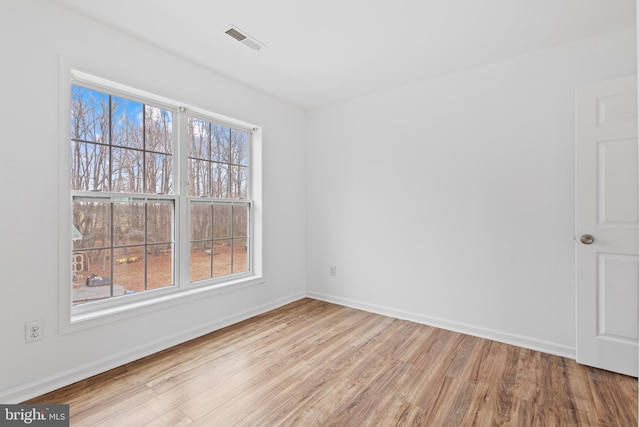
(59, 65, 263, 333)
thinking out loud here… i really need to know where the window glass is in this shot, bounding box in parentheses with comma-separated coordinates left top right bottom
(72, 198, 175, 304)
(71, 83, 176, 305)
(189, 202, 250, 283)
(187, 116, 251, 283)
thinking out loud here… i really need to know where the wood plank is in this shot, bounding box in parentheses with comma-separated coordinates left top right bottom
(26, 298, 638, 426)
(141, 409, 192, 427)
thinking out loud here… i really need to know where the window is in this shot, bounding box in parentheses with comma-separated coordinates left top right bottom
(67, 72, 259, 316)
(187, 118, 251, 282)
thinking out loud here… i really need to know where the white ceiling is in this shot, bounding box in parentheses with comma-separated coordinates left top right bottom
(51, 0, 636, 110)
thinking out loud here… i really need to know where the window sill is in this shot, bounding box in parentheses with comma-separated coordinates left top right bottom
(62, 275, 265, 334)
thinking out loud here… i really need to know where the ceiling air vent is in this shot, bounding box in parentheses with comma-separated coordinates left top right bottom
(224, 25, 265, 51)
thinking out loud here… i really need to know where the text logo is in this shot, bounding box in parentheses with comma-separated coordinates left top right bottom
(1, 405, 69, 426)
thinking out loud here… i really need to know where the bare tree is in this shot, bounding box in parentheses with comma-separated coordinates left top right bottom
(72, 87, 175, 267)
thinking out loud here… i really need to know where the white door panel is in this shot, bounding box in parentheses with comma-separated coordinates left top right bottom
(597, 139, 639, 225)
(597, 254, 639, 340)
(576, 75, 638, 377)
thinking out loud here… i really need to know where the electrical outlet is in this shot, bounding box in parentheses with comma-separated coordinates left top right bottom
(25, 320, 43, 343)
(329, 265, 337, 276)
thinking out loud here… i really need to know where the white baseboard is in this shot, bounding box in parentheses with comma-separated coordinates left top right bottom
(0, 292, 305, 404)
(306, 291, 575, 360)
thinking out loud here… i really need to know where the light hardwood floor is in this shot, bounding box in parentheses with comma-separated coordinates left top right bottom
(27, 298, 637, 426)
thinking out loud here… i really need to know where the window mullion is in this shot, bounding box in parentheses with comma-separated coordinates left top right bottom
(177, 108, 190, 288)
(108, 95, 113, 192)
(109, 203, 114, 298)
(144, 203, 148, 291)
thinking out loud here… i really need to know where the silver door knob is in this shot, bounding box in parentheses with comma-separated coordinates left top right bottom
(580, 234, 595, 245)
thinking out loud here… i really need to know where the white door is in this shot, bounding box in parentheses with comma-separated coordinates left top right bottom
(576, 75, 638, 377)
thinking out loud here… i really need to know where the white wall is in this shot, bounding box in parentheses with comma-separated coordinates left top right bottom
(0, 0, 306, 402)
(307, 28, 637, 357)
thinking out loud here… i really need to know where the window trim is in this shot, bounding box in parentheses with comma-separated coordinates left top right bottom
(59, 63, 264, 334)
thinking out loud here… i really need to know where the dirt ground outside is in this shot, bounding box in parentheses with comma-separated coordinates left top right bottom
(72, 245, 247, 304)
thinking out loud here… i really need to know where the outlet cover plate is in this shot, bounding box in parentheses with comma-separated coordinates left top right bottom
(25, 320, 43, 343)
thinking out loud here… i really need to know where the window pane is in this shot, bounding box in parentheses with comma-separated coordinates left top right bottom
(145, 106, 172, 154)
(80, 249, 111, 279)
(212, 124, 230, 163)
(113, 202, 145, 246)
(73, 200, 111, 249)
(189, 159, 210, 197)
(73, 199, 176, 304)
(112, 96, 143, 149)
(229, 165, 248, 198)
(147, 202, 173, 243)
(232, 238, 248, 274)
(74, 283, 112, 304)
(231, 129, 248, 166)
(213, 204, 232, 238)
(71, 141, 109, 192)
(211, 162, 229, 198)
(187, 117, 249, 201)
(146, 243, 173, 290)
(73, 284, 114, 304)
(146, 152, 173, 194)
(112, 147, 143, 192)
(71, 85, 109, 144)
(188, 118, 210, 160)
(73, 248, 123, 305)
(190, 242, 212, 282)
(213, 240, 232, 277)
(191, 203, 212, 241)
(232, 204, 248, 238)
(113, 246, 145, 294)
